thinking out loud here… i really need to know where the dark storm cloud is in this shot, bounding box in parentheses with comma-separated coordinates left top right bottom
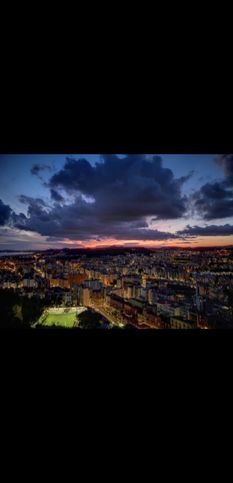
(10, 154, 233, 243)
(10, 210, 27, 225)
(215, 154, 233, 185)
(31, 164, 51, 177)
(49, 155, 189, 221)
(193, 155, 233, 220)
(18, 195, 50, 217)
(4, 198, 233, 242)
(19, 195, 47, 206)
(178, 224, 233, 237)
(110, 228, 176, 241)
(49, 158, 94, 193)
(198, 182, 229, 200)
(0, 199, 12, 226)
(14, 193, 177, 241)
(193, 184, 233, 220)
(9, 154, 194, 241)
(50, 189, 64, 202)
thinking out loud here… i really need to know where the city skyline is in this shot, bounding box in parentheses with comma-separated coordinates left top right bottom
(1, 154, 233, 250)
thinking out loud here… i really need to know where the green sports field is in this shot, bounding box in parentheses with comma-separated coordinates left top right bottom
(41, 311, 77, 328)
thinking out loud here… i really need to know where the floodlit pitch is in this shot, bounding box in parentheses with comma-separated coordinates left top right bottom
(42, 312, 77, 327)
(37, 307, 87, 328)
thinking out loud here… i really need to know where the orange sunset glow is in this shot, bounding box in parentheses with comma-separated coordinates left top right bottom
(60, 236, 233, 249)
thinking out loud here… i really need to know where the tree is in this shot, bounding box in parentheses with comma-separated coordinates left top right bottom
(78, 309, 102, 329)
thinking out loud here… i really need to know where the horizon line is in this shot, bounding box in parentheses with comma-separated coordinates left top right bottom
(1, 244, 233, 252)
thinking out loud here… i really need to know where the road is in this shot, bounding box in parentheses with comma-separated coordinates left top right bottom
(88, 303, 124, 328)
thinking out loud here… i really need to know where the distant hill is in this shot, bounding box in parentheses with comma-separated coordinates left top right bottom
(2, 245, 232, 257)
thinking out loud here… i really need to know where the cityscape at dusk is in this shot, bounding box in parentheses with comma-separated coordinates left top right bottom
(0, 154, 233, 329)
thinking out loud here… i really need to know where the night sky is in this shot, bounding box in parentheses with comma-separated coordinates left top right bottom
(0, 154, 233, 250)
